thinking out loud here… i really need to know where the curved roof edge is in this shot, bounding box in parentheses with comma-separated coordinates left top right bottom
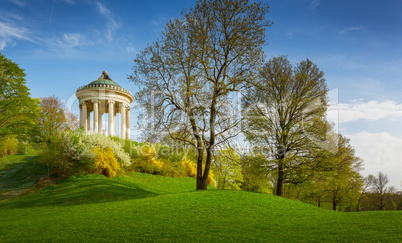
(76, 81, 133, 97)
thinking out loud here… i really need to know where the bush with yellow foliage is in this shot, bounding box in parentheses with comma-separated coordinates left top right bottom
(181, 157, 214, 185)
(141, 145, 164, 168)
(0, 134, 19, 158)
(181, 157, 197, 178)
(93, 148, 121, 178)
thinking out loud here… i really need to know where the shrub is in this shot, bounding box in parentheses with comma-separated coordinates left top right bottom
(208, 169, 215, 185)
(40, 131, 95, 178)
(141, 145, 164, 168)
(40, 130, 132, 178)
(93, 148, 121, 178)
(0, 134, 19, 158)
(83, 133, 131, 166)
(181, 157, 197, 178)
(181, 157, 214, 185)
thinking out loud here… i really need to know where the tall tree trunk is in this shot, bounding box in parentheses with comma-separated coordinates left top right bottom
(197, 92, 218, 190)
(276, 164, 284, 196)
(198, 148, 212, 190)
(356, 194, 362, 212)
(333, 194, 337, 211)
(189, 107, 206, 191)
(196, 146, 205, 190)
(380, 193, 384, 210)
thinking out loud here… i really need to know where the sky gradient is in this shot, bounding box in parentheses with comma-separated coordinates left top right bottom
(1, 0, 401, 188)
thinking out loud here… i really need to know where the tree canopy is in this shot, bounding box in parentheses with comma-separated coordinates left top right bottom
(0, 52, 40, 139)
(130, 0, 272, 190)
(33, 95, 79, 143)
(242, 55, 329, 196)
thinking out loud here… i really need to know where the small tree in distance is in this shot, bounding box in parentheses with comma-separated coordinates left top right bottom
(35, 95, 78, 143)
(370, 171, 396, 210)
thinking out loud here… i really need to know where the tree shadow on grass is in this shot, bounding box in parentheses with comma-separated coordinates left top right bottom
(0, 176, 158, 209)
(0, 155, 48, 201)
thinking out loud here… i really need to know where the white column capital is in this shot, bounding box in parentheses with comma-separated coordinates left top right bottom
(108, 101, 115, 105)
(91, 99, 100, 104)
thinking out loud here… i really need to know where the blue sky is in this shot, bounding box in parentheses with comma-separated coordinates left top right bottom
(1, 0, 401, 188)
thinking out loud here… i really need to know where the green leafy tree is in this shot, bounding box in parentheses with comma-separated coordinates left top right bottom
(307, 135, 363, 211)
(240, 153, 274, 194)
(130, 0, 272, 190)
(0, 52, 40, 139)
(242, 55, 329, 196)
(213, 148, 243, 190)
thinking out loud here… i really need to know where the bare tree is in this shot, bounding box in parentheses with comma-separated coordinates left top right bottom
(371, 172, 396, 210)
(356, 174, 375, 212)
(130, 0, 272, 190)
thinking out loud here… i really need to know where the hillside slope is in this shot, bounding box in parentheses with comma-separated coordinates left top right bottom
(0, 154, 48, 201)
(0, 165, 401, 242)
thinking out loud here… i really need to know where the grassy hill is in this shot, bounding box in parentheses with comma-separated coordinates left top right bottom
(0, 153, 48, 201)
(0, 154, 401, 242)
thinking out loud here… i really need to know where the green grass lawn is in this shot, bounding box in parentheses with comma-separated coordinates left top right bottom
(0, 153, 48, 201)
(0, 154, 401, 242)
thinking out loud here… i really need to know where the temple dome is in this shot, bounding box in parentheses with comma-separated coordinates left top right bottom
(89, 79, 121, 87)
(76, 71, 133, 101)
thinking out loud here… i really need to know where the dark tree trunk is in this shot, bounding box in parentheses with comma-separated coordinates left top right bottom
(380, 193, 384, 210)
(276, 162, 284, 196)
(333, 194, 337, 211)
(196, 146, 206, 190)
(196, 91, 217, 190)
(197, 144, 213, 190)
(356, 195, 362, 212)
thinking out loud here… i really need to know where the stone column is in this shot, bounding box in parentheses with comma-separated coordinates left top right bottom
(126, 106, 130, 140)
(86, 109, 91, 131)
(108, 101, 115, 136)
(120, 104, 126, 139)
(113, 112, 116, 136)
(81, 102, 87, 130)
(98, 112, 103, 134)
(93, 100, 99, 133)
(79, 104, 83, 128)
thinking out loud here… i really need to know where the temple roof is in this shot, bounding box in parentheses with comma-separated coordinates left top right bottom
(76, 71, 133, 97)
(88, 79, 121, 87)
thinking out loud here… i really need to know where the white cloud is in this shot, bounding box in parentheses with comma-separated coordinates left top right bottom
(126, 46, 136, 53)
(309, 0, 320, 10)
(347, 132, 402, 188)
(40, 32, 87, 53)
(339, 26, 363, 35)
(95, 2, 118, 41)
(332, 100, 402, 123)
(96, 2, 111, 15)
(0, 11, 23, 22)
(7, 0, 26, 7)
(61, 0, 75, 5)
(0, 21, 31, 50)
(59, 33, 84, 48)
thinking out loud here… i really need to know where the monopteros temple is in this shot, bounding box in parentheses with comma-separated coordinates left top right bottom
(76, 71, 133, 139)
